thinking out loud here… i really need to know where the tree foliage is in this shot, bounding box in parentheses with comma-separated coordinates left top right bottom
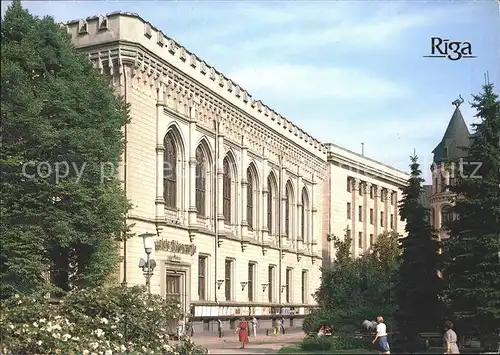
(0, 285, 207, 354)
(445, 83, 500, 336)
(0, 1, 130, 297)
(395, 154, 444, 344)
(305, 230, 400, 333)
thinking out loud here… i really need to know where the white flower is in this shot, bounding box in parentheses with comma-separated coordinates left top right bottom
(62, 333, 71, 341)
(105, 350, 112, 355)
(94, 328, 105, 338)
(120, 345, 126, 352)
(117, 333, 123, 338)
(33, 322, 38, 328)
(39, 318, 46, 323)
(90, 342, 99, 350)
(83, 351, 89, 355)
(100, 317, 109, 324)
(37, 340, 43, 346)
(52, 332, 61, 339)
(8, 324, 14, 329)
(14, 294, 19, 298)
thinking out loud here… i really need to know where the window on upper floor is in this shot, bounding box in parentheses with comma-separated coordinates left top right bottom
(163, 132, 177, 209)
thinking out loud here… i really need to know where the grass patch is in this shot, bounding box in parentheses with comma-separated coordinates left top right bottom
(279, 345, 376, 354)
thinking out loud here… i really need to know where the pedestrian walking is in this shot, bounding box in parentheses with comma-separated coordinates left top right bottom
(443, 321, 460, 354)
(235, 317, 249, 349)
(251, 316, 258, 337)
(280, 317, 286, 335)
(217, 318, 224, 338)
(372, 316, 390, 354)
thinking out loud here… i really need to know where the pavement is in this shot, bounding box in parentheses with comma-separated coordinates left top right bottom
(192, 329, 304, 354)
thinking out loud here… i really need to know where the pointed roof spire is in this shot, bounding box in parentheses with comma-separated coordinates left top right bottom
(432, 95, 470, 163)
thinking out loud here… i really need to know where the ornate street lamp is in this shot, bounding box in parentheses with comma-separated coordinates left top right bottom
(138, 232, 157, 293)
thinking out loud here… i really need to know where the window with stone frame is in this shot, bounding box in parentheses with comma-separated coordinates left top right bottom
(247, 168, 254, 230)
(223, 158, 231, 223)
(195, 146, 206, 217)
(300, 188, 308, 242)
(285, 183, 293, 238)
(163, 132, 177, 209)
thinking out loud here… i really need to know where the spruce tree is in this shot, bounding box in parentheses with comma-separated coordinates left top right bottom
(395, 154, 443, 350)
(0, 1, 130, 297)
(445, 83, 500, 337)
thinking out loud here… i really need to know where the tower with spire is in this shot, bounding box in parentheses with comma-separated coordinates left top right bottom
(426, 95, 471, 240)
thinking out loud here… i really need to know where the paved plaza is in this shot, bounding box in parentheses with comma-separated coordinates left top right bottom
(192, 329, 304, 354)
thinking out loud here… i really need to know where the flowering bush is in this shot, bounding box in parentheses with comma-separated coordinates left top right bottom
(0, 285, 208, 354)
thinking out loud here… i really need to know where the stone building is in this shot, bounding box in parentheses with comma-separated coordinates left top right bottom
(64, 12, 408, 332)
(420, 98, 471, 240)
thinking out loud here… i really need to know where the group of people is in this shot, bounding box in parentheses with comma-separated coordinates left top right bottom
(370, 316, 460, 354)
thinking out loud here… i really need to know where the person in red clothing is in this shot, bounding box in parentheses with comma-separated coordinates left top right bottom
(236, 317, 249, 349)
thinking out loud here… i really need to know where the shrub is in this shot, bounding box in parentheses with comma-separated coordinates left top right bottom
(299, 335, 369, 351)
(300, 336, 332, 351)
(330, 335, 367, 350)
(0, 285, 208, 354)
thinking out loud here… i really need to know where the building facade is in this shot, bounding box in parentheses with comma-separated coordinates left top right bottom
(323, 143, 408, 263)
(65, 12, 408, 332)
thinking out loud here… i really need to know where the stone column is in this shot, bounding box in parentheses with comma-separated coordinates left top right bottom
(261, 150, 269, 242)
(240, 134, 248, 238)
(188, 101, 198, 226)
(393, 190, 399, 232)
(217, 120, 225, 232)
(351, 178, 359, 256)
(363, 182, 369, 252)
(281, 162, 288, 239)
(310, 173, 317, 255)
(155, 81, 166, 220)
(374, 185, 382, 241)
(384, 190, 390, 232)
(296, 172, 303, 246)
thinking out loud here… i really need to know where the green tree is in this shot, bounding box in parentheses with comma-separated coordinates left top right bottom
(0, 1, 130, 297)
(445, 83, 500, 338)
(395, 154, 443, 349)
(306, 230, 400, 333)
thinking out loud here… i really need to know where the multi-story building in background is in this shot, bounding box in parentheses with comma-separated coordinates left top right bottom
(65, 12, 408, 333)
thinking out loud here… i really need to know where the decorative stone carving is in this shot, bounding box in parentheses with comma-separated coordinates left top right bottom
(144, 22, 152, 38)
(98, 15, 108, 30)
(157, 31, 165, 46)
(179, 47, 187, 61)
(190, 54, 197, 68)
(78, 19, 88, 34)
(168, 39, 176, 54)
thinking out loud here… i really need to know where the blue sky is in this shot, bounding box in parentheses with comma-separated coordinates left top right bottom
(2, 1, 499, 181)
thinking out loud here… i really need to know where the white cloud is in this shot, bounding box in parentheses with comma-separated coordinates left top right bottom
(228, 64, 410, 101)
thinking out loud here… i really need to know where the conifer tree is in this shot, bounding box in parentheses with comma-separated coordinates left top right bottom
(0, 1, 130, 297)
(395, 154, 443, 350)
(445, 83, 500, 337)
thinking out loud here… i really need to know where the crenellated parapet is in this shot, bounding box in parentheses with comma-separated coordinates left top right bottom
(64, 12, 327, 182)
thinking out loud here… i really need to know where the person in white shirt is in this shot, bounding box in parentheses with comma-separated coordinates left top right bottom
(251, 317, 258, 337)
(372, 316, 390, 354)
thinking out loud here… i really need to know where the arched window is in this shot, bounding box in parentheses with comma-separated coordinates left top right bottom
(195, 146, 206, 217)
(247, 168, 254, 230)
(285, 182, 293, 237)
(267, 175, 275, 234)
(163, 132, 177, 209)
(441, 205, 454, 226)
(301, 188, 308, 242)
(223, 157, 231, 223)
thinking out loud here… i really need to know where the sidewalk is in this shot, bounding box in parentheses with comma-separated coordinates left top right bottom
(192, 329, 304, 352)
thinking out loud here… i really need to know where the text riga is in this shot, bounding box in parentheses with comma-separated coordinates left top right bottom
(424, 37, 476, 61)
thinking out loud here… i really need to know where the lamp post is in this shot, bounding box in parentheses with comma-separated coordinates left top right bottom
(139, 232, 156, 294)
